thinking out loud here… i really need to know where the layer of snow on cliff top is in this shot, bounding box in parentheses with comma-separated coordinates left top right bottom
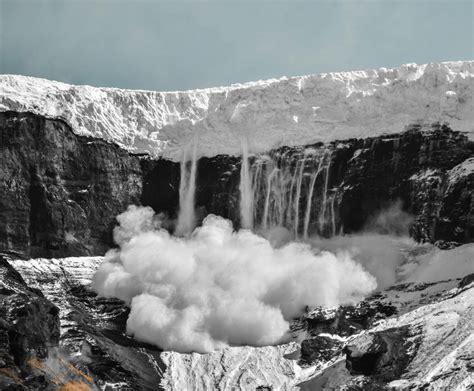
(1, 61, 473, 160)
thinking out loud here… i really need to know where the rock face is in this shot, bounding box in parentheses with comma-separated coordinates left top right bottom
(436, 158, 474, 243)
(0, 254, 60, 389)
(1, 111, 473, 257)
(0, 111, 143, 257)
(9, 256, 166, 390)
(343, 326, 416, 380)
(143, 122, 474, 241)
(335, 123, 474, 242)
(297, 273, 474, 391)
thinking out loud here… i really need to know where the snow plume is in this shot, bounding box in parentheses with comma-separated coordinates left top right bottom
(93, 206, 377, 353)
(239, 137, 253, 229)
(310, 201, 416, 289)
(400, 243, 474, 283)
(365, 199, 414, 236)
(175, 140, 198, 236)
(310, 234, 412, 290)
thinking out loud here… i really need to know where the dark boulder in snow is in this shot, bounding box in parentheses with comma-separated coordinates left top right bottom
(305, 299, 398, 337)
(299, 335, 343, 366)
(344, 326, 419, 382)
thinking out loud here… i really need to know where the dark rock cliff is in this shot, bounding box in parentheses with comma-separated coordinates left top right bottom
(1, 111, 473, 258)
(0, 254, 60, 389)
(142, 125, 474, 243)
(0, 111, 143, 257)
(143, 122, 474, 243)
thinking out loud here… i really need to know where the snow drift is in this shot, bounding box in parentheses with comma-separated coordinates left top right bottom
(1, 61, 473, 160)
(92, 206, 378, 353)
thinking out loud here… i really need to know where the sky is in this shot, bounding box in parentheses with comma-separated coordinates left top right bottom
(0, 0, 472, 91)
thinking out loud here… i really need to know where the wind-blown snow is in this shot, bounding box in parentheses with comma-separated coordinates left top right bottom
(92, 206, 377, 353)
(399, 243, 474, 284)
(1, 61, 473, 160)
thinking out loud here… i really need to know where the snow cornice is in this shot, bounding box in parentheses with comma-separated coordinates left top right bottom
(1, 60, 473, 160)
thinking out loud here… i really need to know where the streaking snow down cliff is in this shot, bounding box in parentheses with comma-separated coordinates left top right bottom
(0, 61, 473, 160)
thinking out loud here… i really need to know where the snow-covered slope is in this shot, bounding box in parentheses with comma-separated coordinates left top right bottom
(1, 61, 472, 160)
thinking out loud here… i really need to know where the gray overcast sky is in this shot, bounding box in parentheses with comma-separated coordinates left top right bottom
(0, 0, 472, 91)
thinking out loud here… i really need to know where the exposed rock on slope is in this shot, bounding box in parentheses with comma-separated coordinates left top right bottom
(9, 256, 166, 390)
(0, 254, 59, 389)
(436, 158, 474, 242)
(298, 274, 474, 390)
(0, 111, 143, 257)
(1, 61, 472, 159)
(145, 122, 474, 240)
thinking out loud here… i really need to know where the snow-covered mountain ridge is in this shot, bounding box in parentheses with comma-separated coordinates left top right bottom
(1, 61, 472, 160)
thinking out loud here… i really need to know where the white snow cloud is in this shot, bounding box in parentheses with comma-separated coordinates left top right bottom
(93, 206, 377, 353)
(400, 243, 474, 284)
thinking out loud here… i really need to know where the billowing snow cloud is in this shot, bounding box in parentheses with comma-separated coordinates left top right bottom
(93, 206, 377, 353)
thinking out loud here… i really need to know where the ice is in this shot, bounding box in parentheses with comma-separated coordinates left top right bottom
(1, 61, 472, 161)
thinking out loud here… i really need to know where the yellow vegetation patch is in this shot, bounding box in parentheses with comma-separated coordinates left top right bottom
(25, 355, 95, 388)
(59, 381, 91, 391)
(27, 357, 44, 370)
(64, 361, 94, 383)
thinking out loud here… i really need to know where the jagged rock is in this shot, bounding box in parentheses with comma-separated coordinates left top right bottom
(436, 157, 474, 242)
(409, 155, 474, 244)
(344, 325, 425, 384)
(344, 333, 388, 376)
(305, 300, 398, 337)
(0, 111, 143, 257)
(10, 257, 166, 390)
(144, 123, 473, 238)
(0, 254, 60, 389)
(299, 335, 343, 366)
(337, 123, 473, 239)
(458, 273, 474, 288)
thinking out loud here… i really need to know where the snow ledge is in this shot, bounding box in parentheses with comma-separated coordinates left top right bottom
(1, 60, 473, 161)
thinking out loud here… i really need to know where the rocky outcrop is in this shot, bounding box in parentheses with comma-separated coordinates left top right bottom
(10, 256, 166, 390)
(334, 124, 473, 239)
(304, 300, 398, 338)
(298, 272, 474, 390)
(0, 254, 60, 389)
(436, 158, 474, 243)
(299, 336, 343, 367)
(143, 122, 474, 241)
(343, 326, 418, 381)
(0, 111, 144, 257)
